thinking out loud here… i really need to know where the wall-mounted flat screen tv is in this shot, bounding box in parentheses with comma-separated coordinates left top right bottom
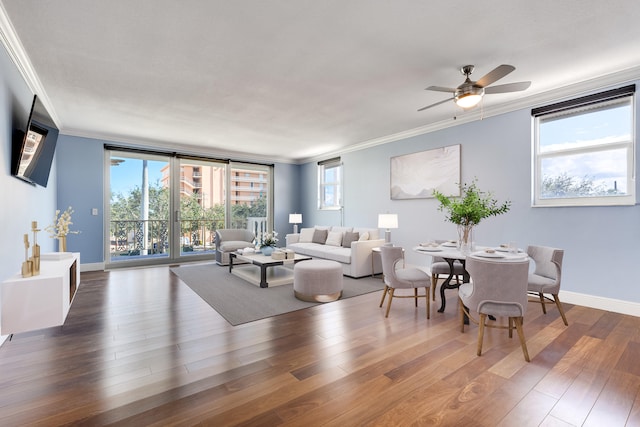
(11, 95, 59, 187)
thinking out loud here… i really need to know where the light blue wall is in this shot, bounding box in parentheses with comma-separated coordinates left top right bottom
(300, 80, 640, 303)
(273, 162, 301, 240)
(55, 135, 104, 262)
(0, 43, 57, 286)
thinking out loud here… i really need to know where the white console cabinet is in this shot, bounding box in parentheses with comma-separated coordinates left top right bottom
(1, 252, 80, 335)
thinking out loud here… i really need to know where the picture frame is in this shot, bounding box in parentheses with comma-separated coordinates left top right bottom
(390, 144, 460, 200)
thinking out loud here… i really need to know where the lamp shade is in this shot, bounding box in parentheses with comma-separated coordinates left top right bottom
(289, 213, 302, 224)
(378, 214, 398, 229)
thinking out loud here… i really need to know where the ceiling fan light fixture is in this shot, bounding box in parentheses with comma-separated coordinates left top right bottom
(455, 87, 484, 109)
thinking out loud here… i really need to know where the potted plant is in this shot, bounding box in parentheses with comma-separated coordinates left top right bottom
(433, 180, 510, 252)
(45, 206, 81, 252)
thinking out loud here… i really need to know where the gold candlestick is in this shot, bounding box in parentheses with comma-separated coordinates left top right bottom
(31, 221, 41, 275)
(22, 233, 33, 278)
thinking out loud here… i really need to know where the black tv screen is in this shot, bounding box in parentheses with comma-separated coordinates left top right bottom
(11, 95, 59, 187)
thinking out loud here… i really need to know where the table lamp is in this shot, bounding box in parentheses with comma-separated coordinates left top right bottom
(378, 213, 398, 243)
(289, 213, 302, 233)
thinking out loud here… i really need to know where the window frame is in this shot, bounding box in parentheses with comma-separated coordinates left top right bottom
(532, 85, 636, 207)
(318, 157, 342, 210)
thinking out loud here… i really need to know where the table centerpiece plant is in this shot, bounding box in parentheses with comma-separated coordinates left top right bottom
(44, 206, 81, 252)
(257, 230, 278, 256)
(433, 180, 511, 253)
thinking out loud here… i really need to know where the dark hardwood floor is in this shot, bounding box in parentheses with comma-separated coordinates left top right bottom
(1, 264, 639, 426)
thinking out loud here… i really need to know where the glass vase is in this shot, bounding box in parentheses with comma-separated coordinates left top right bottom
(457, 225, 473, 254)
(58, 235, 67, 252)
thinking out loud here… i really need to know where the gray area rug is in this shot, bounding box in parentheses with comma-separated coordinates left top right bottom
(171, 263, 385, 326)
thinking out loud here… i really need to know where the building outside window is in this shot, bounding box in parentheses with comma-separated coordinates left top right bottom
(532, 85, 636, 207)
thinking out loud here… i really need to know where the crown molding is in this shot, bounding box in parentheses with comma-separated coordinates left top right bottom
(299, 65, 640, 164)
(3, 1, 638, 165)
(0, 3, 61, 127)
(61, 127, 299, 165)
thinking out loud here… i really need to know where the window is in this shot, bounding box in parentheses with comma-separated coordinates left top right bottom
(532, 85, 636, 206)
(318, 157, 342, 210)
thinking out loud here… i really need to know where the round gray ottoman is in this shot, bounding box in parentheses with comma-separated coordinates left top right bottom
(294, 260, 343, 302)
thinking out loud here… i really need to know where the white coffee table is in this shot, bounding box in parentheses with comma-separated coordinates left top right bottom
(229, 251, 311, 288)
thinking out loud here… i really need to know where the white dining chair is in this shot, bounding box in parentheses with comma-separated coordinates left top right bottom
(527, 245, 568, 326)
(379, 246, 431, 318)
(459, 255, 531, 362)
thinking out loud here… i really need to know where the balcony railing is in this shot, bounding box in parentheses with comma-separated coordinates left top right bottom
(109, 217, 267, 261)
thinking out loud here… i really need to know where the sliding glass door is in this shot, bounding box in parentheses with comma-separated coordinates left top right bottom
(106, 149, 272, 267)
(175, 158, 226, 258)
(108, 151, 171, 264)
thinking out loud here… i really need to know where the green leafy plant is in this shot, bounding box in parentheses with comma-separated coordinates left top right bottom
(433, 180, 511, 228)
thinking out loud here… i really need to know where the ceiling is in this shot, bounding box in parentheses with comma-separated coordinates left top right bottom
(1, 1, 640, 163)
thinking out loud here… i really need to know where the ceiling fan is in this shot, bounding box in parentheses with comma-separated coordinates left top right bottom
(418, 64, 531, 111)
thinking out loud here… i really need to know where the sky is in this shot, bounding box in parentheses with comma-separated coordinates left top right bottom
(110, 157, 166, 196)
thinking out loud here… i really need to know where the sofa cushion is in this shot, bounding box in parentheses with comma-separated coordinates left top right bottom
(219, 241, 254, 252)
(299, 228, 315, 243)
(325, 230, 343, 247)
(353, 227, 379, 240)
(358, 231, 370, 241)
(312, 229, 328, 244)
(289, 243, 351, 264)
(330, 226, 353, 234)
(342, 231, 360, 248)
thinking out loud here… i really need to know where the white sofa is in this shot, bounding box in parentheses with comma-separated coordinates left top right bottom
(286, 226, 384, 278)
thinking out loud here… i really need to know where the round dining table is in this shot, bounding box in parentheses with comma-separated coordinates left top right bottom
(414, 243, 529, 313)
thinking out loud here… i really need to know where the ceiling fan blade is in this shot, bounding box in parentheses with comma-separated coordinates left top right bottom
(484, 81, 531, 94)
(417, 97, 452, 112)
(476, 64, 515, 88)
(425, 85, 456, 93)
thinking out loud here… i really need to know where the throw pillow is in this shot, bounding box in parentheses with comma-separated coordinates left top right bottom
(299, 228, 315, 243)
(312, 229, 328, 244)
(342, 231, 359, 248)
(358, 231, 370, 241)
(331, 226, 352, 234)
(325, 231, 343, 247)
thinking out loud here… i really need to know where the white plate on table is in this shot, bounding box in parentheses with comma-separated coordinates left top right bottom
(472, 250, 505, 258)
(441, 241, 457, 247)
(417, 246, 442, 252)
(495, 247, 522, 253)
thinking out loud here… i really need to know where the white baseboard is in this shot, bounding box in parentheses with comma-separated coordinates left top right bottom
(80, 262, 105, 272)
(74, 262, 640, 317)
(560, 290, 640, 317)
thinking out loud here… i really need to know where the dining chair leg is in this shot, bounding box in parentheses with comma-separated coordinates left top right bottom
(553, 294, 569, 326)
(514, 316, 530, 362)
(459, 298, 466, 332)
(477, 313, 487, 356)
(508, 317, 513, 338)
(426, 287, 430, 319)
(414, 288, 418, 307)
(431, 275, 438, 301)
(538, 292, 547, 314)
(379, 285, 389, 307)
(385, 288, 395, 318)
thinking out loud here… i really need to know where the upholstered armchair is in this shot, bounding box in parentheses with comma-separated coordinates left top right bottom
(527, 245, 567, 326)
(379, 245, 431, 318)
(460, 256, 531, 362)
(214, 229, 255, 265)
